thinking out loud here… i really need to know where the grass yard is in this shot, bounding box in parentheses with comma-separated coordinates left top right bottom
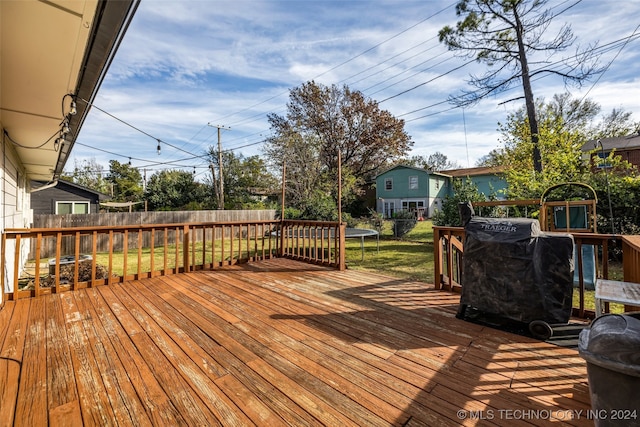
(344, 219, 434, 283)
(346, 219, 627, 314)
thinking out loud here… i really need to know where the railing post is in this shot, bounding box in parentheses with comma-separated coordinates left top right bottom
(0, 233, 5, 306)
(279, 220, 285, 258)
(338, 223, 346, 271)
(183, 224, 190, 273)
(433, 227, 442, 290)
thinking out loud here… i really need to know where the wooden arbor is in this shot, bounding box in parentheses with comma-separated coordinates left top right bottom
(539, 182, 598, 233)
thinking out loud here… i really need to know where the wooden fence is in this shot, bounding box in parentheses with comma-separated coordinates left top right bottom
(29, 210, 276, 258)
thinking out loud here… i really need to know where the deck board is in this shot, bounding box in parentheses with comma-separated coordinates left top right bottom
(0, 258, 593, 426)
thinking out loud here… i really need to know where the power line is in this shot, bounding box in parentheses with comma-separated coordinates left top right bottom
(70, 3, 639, 171)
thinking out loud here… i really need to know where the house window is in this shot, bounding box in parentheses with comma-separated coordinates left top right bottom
(384, 202, 395, 218)
(56, 201, 89, 215)
(385, 178, 393, 190)
(409, 176, 418, 190)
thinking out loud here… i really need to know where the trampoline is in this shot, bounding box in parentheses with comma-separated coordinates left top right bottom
(345, 228, 379, 260)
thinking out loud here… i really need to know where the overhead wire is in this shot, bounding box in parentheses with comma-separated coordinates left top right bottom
(71, 2, 638, 175)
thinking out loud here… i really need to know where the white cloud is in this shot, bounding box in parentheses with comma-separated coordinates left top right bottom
(71, 0, 640, 176)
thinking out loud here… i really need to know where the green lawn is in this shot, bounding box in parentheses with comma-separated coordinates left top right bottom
(346, 219, 626, 314)
(345, 220, 434, 283)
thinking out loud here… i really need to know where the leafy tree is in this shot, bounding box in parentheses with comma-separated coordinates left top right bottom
(207, 149, 278, 210)
(475, 148, 503, 167)
(265, 81, 412, 217)
(439, 0, 601, 172)
(496, 94, 638, 200)
(432, 178, 488, 226)
(62, 158, 110, 194)
(497, 95, 591, 198)
(106, 160, 143, 203)
(591, 108, 640, 139)
(401, 152, 460, 171)
(492, 92, 639, 232)
(144, 169, 209, 210)
(589, 151, 640, 235)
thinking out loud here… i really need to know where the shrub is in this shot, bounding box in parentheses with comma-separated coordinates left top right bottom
(392, 210, 417, 237)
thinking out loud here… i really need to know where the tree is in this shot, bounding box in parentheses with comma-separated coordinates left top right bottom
(432, 178, 488, 226)
(401, 152, 460, 171)
(62, 158, 110, 194)
(206, 149, 278, 210)
(591, 108, 640, 139)
(265, 81, 412, 217)
(144, 169, 209, 210)
(497, 95, 592, 198)
(106, 160, 143, 203)
(496, 93, 638, 199)
(475, 148, 503, 167)
(439, 0, 601, 173)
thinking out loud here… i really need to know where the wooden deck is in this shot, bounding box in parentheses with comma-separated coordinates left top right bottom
(1, 258, 593, 426)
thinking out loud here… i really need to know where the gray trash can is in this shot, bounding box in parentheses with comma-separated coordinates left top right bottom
(578, 314, 640, 427)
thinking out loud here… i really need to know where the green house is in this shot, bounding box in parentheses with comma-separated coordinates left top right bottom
(375, 165, 507, 218)
(375, 165, 450, 219)
(441, 166, 508, 199)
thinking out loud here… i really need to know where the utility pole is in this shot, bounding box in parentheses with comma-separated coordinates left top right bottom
(207, 123, 231, 209)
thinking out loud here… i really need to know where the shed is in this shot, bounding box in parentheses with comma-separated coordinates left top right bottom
(31, 180, 110, 215)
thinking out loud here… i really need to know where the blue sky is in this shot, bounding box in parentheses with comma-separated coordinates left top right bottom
(69, 0, 640, 180)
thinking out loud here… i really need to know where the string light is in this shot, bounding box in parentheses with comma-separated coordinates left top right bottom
(54, 134, 63, 152)
(157, 139, 161, 155)
(61, 118, 70, 135)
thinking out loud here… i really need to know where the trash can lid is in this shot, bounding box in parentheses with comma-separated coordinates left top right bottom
(578, 314, 640, 377)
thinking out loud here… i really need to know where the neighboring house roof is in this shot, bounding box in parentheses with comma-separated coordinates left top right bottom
(375, 164, 450, 178)
(582, 133, 640, 152)
(32, 180, 111, 201)
(1, 1, 139, 181)
(439, 165, 507, 177)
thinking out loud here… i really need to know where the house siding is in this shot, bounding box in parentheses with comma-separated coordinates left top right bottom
(31, 181, 103, 215)
(1, 128, 33, 303)
(375, 166, 447, 219)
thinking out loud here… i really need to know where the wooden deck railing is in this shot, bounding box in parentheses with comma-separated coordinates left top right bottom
(622, 235, 640, 283)
(280, 220, 346, 270)
(1, 219, 345, 300)
(433, 225, 622, 318)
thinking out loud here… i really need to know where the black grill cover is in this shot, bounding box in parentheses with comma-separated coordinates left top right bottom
(460, 217, 574, 324)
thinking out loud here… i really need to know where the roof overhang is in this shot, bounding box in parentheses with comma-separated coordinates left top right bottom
(1, 0, 138, 182)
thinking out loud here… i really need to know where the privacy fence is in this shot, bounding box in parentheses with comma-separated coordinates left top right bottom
(29, 210, 276, 258)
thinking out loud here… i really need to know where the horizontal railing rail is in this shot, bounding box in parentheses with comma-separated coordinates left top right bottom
(2, 219, 345, 300)
(433, 225, 622, 318)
